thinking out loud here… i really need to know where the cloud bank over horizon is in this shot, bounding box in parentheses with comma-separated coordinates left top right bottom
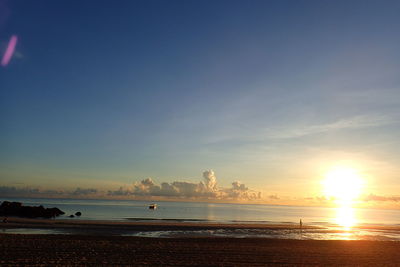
(108, 170, 262, 201)
(0, 186, 99, 198)
(2, 183, 400, 207)
(0, 171, 262, 202)
(2, 170, 400, 206)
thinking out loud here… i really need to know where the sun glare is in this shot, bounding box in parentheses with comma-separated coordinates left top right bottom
(335, 206, 356, 229)
(322, 166, 364, 229)
(323, 166, 364, 206)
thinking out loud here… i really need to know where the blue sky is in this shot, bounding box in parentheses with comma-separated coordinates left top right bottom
(1, 0, 400, 204)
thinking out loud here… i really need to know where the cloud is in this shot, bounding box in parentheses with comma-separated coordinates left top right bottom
(108, 170, 262, 201)
(266, 114, 398, 139)
(224, 181, 261, 200)
(268, 194, 280, 200)
(0, 186, 40, 195)
(0, 171, 261, 201)
(0, 186, 99, 198)
(302, 196, 330, 204)
(72, 187, 98, 196)
(204, 114, 399, 151)
(362, 194, 400, 202)
(202, 170, 218, 191)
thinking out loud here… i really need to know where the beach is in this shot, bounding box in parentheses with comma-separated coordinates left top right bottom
(3, 217, 400, 240)
(1, 217, 319, 234)
(1, 234, 400, 266)
(1, 218, 400, 266)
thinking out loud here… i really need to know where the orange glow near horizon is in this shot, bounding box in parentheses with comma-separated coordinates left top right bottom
(322, 166, 365, 229)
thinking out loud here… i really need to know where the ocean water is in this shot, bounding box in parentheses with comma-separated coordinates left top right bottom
(2, 197, 400, 240)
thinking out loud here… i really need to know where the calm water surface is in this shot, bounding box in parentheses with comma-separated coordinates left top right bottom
(2, 198, 400, 240)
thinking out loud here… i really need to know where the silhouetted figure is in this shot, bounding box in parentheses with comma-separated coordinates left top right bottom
(300, 219, 302, 229)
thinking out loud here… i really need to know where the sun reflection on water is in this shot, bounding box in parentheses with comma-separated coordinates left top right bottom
(335, 205, 357, 230)
(322, 165, 365, 232)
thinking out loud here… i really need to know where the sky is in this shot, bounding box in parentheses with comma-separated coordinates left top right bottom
(1, 0, 400, 206)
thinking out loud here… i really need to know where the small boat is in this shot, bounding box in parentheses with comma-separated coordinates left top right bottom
(148, 203, 157, 210)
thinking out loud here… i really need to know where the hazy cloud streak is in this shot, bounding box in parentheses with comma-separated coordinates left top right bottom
(265, 114, 398, 140)
(0, 186, 99, 198)
(362, 194, 400, 202)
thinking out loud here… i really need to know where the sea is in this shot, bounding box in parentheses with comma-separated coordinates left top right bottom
(2, 197, 400, 240)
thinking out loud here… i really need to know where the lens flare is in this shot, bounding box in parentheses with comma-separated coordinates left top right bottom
(1, 35, 18, 67)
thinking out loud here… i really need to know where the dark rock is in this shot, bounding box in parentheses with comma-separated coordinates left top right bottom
(75, 212, 82, 216)
(69, 215, 75, 218)
(47, 207, 65, 217)
(0, 201, 65, 218)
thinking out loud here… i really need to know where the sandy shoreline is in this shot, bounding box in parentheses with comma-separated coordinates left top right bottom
(3, 216, 400, 230)
(2, 218, 400, 265)
(2, 217, 400, 239)
(1, 217, 319, 234)
(1, 234, 400, 266)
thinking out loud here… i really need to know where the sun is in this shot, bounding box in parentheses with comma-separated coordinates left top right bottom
(322, 166, 364, 205)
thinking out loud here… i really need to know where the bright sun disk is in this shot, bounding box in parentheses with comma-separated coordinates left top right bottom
(323, 166, 364, 205)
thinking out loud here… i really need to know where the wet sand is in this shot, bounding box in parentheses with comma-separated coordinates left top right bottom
(2, 218, 400, 266)
(1, 234, 400, 266)
(1, 217, 320, 235)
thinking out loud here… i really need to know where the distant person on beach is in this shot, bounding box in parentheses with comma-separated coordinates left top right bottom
(300, 219, 302, 229)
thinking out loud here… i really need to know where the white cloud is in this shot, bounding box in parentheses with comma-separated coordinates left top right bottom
(0, 171, 262, 201)
(108, 170, 261, 201)
(201, 170, 218, 191)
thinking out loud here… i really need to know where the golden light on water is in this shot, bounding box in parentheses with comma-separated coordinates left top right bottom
(322, 166, 365, 229)
(335, 206, 356, 230)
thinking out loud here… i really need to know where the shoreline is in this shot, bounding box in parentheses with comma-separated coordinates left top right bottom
(1, 217, 317, 234)
(2, 217, 400, 240)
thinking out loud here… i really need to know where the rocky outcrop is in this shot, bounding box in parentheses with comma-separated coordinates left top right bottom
(0, 201, 65, 218)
